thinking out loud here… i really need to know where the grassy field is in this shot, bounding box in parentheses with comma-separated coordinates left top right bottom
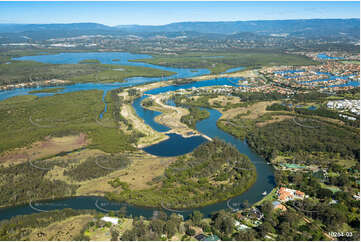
(0, 208, 97, 241)
(0, 90, 133, 154)
(339, 60, 360, 64)
(78, 59, 101, 64)
(0, 60, 175, 85)
(0, 134, 88, 167)
(130, 50, 316, 74)
(75, 152, 175, 196)
(71, 64, 175, 83)
(28, 87, 65, 94)
(28, 214, 93, 241)
(320, 183, 341, 193)
(0, 49, 55, 64)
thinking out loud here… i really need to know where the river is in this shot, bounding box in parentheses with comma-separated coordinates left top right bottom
(0, 52, 275, 221)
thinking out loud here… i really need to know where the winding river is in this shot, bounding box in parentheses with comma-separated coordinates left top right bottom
(0, 52, 275, 221)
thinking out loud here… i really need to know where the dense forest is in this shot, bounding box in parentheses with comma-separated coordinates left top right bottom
(63, 154, 130, 181)
(0, 60, 174, 85)
(180, 106, 210, 129)
(107, 139, 256, 209)
(294, 107, 360, 127)
(237, 199, 359, 241)
(246, 119, 360, 162)
(121, 212, 184, 240)
(0, 150, 130, 208)
(0, 160, 78, 208)
(270, 167, 360, 240)
(217, 115, 256, 140)
(120, 209, 239, 241)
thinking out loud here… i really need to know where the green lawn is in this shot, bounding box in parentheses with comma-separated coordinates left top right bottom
(253, 187, 278, 207)
(320, 183, 341, 193)
(336, 159, 358, 168)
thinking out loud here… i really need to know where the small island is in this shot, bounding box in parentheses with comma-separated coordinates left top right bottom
(28, 87, 65, 94)
(78, 59, 101, 64)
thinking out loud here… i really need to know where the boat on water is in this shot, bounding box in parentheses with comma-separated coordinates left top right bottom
(262, 191, 267, 196)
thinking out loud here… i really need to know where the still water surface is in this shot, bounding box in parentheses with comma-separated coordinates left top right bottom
(0, 52, 275, 220)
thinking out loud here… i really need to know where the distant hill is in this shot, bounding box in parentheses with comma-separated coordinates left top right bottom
(0, 23, 126, 42)
(0, 19, 359, 42)
(0, 23, 112, 33)
(116, 19, 360, 39)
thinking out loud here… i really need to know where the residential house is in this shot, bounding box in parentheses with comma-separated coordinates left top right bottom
(277, 187, 305, 202)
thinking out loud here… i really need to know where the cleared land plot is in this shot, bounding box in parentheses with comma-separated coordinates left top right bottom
(75, 151, 175, 195)
(42, 147, 175, 196)
(219, 101, 278, 120)
(28, 214, 93, 241)
(208, 95, 241, 106)
(0, 133, 88, 166)
(256, 115, 294, 127)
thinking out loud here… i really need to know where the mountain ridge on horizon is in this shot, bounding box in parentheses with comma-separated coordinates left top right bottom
(1, 17, 359, 27)
(0, 18, 359, 42)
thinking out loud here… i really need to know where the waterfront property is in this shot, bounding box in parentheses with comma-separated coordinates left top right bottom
(277, 187, 305, 203)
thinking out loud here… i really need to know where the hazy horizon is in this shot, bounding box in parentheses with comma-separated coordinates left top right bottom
(1, 17, 360, 27)
(0, 1, 359, 26)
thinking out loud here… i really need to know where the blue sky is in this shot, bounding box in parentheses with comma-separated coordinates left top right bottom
(0, 1, 359, 26)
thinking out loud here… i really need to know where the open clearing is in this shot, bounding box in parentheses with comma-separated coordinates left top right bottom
(0, 133, 88, 166)
(42, 147, 175, 196)
(208, 95, 241, 106)
(86, 218, 134, 241)
(28, 214, 93, 241)
(76, 150, 175, 195)
(219, 101, 278, 120)
(256, 115, 294, 127)
(86, 226, 111, 241)
(191, 69, 259, 81)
